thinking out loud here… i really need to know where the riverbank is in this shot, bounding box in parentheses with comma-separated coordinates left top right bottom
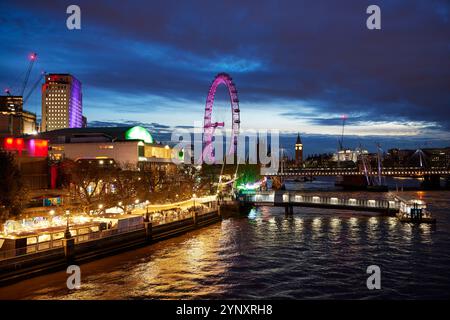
(0, 209, 222, 287)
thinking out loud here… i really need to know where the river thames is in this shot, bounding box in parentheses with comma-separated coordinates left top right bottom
(0, 185, 449, 299)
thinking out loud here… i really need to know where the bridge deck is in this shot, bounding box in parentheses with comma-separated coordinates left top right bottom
(269, 167, 450, 177)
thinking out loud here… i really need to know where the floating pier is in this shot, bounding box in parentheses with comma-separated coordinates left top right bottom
(238, 191, 435, 223)
(0, 204, 222, 286)
(239, 191, 401, 215)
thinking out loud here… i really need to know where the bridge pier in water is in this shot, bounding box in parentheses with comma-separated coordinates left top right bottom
(445, 176, 450, 189)
(421, 175, 441, 189)
(285, 205, 294, 216)
(335, 175, 368, 189)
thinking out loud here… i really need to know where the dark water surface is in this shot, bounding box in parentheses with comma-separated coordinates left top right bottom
(0, 189, 449, 300)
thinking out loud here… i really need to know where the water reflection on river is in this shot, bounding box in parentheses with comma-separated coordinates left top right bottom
(0, 188, 449, 300)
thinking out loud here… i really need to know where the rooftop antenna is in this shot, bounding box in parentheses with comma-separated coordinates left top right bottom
(339, 114, 347, 151)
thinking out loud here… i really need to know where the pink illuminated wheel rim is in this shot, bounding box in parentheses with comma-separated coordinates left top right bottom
(202, 73, 240, 163)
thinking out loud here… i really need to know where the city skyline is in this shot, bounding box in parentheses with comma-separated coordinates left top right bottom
(0, 0, 449, 150)
(0, 0, 449, 304)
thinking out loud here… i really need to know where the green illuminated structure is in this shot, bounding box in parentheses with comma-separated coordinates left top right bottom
(125, 126, 153, 144)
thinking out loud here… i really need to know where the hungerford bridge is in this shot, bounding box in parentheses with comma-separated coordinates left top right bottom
(268, 167, 450, 177)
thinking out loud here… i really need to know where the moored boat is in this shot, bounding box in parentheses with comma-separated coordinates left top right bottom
(395, 196, 436, 224)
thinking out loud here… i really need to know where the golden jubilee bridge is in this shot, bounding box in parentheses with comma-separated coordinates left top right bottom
(268, 166, 450, 178)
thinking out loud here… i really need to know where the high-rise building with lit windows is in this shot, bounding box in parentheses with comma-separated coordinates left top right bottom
(41, 74, 82, 132)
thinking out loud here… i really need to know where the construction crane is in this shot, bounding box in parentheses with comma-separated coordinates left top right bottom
(20, 52, 37, 97)
(3, 52, 42, 135)
(24, 70, 46, 105)
(3, 52, 39, 99)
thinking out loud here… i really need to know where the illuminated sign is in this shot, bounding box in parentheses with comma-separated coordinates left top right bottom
(28, 139, 48, 157)
(2, 137, 48, 157)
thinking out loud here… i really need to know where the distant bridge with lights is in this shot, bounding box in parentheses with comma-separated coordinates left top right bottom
(269, 167, 450, 177)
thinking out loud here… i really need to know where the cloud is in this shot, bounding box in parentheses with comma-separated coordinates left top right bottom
(0, 0, 449, 140)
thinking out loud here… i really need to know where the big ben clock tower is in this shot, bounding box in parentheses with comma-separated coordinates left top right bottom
(295, 133, 303, 167)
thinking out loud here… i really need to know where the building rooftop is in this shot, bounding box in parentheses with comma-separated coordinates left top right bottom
(296, 133, 302, 144)
(36, 126, 155, 144)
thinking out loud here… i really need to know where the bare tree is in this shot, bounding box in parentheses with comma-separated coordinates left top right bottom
(106, 164, 140, 213)
(137, 163, 169, 203)
(135, 163, 197, 204)
(0, 151, 29, 221)
(60, 159, 112, 214)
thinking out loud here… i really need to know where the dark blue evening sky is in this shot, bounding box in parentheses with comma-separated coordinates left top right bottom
(0, 0, 449, 155)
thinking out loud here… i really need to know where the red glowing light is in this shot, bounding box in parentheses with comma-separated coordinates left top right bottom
(29, 139, 48, 157)
(14, 138, 24, 155)
(341, 114, 348, 120)
(3, 138, 48, 157)
(29, 52, 37, 61)
(5, 137, 13, 145)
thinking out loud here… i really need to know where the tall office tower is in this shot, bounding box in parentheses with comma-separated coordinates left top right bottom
(41, 74, 82, 132)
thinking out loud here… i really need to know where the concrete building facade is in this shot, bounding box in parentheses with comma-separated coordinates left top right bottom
(0, 95, 37, 136)
(41, 74, 83, 132)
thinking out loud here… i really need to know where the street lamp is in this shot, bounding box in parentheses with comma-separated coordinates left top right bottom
(64, 210, 71, 238)
(192, 193, 197, 211)
(145, 200, 150, 220)
(49, 209, 55, 224)
(98, 204, 104, 215)
(133, 199, 139, 212)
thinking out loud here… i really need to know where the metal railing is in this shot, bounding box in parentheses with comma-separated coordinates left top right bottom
(0, 203, 220, 261)
(0, 224, 144, 262)
(0, 242, 63, 262)
(151, 204, 219, 226)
